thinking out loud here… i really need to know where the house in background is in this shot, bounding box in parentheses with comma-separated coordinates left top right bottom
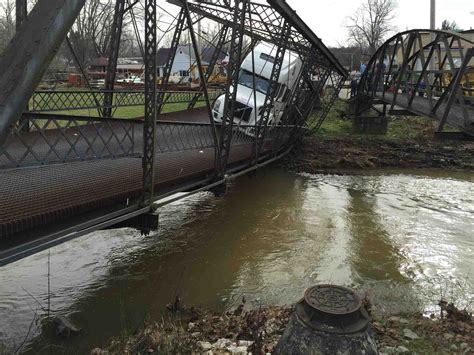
(157, 45, 229, 82)
(85, 45, 229, 84)
(89, 56, 108, 73)
(157, 46, 195, 79)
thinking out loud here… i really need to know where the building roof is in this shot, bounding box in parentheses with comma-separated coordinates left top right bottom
(90, 45, 228, 71)
(201, 47, 228, 64)
(90, 56, 108, 67)
(156, 45, 228, 67)
(157, 46, 197, 66)
(116, 64, 145, 71)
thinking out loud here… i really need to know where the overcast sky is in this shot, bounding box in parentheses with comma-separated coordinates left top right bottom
(286, 0, 474, 47)
(3, 0, 473, 48)
(153, 0, 474, 47)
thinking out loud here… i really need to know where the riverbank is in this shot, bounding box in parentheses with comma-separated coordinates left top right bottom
(279, 135, 474, 174)
(96, 298, 473, 354)
(280, 101, 474, 174)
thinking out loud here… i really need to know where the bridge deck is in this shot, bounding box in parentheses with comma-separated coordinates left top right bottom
(0, 109, 276, 247)
(375, 92, 474, 135)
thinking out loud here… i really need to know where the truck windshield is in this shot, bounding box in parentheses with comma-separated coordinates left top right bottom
(238, 69, 270, 94)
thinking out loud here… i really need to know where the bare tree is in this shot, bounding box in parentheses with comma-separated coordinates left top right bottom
(66, 0, 137, 68)
(441, 20, 462, 32)
(0, 0, 15, 51)
(67, 0, 117, 67)
(346, 0, 397, 56)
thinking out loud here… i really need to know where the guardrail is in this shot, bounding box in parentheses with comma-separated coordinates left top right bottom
(28, 90, 222, 113)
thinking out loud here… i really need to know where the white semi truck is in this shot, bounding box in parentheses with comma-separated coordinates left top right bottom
(212, 42, 302, 135)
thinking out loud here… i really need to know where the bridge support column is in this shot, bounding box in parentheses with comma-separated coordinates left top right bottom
(209, 183, 227, 197)
(105, 212, 160, 235)
(353, 103, 388, 134)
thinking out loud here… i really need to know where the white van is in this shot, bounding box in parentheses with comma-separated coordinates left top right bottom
(212, 42, 302, 135)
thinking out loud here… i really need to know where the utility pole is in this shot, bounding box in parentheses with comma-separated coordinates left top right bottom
(429, 0, 436, 83)
(198, 20, 202, 83)
(430, 0, 435, 30)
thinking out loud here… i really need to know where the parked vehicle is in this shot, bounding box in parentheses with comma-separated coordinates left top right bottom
(117, 75, 144, 84)
(212, 42, 302, 136)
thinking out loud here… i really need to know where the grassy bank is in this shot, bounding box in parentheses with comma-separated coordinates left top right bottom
(316, 99, 440, 140)
(279, 100, 474, 174)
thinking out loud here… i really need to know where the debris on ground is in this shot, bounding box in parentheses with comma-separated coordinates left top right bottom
(102, 297, 474, 354)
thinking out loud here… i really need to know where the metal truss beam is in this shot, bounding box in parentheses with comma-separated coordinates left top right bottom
(438, 48, 473, 132)
(187, 25, 229, 110)
(267, 0, 346, 76)
(282, 42, 335, 137)
(166, 0, 346, 76)
(0, 0, 87, 148)
(357, 29, 474, 136)
(156, 8, 187, 115)
(218, 0, 248, 176)
(16, 0, 29, 133)
(104, 0, 127, 118)
(182, 0, 223, 171)
(15, 0, 27, 30)
(253, 21, 292, 162)
(311, 73, 345, 133)
(142, 0, 158, 206)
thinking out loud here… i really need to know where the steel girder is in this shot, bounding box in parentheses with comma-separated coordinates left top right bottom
(167, 0, 346, 77)
(357, 29, 474, 136)
(181, 0, 222, 171)
(252, 21, 292, 163)
(15, 0, 27, 30)
(187, 26, 230, 110)
(103, 0, 127, 118)
(311, 71, 346, 133)
(142, 0, 158, 205)
(218, 0, 249, 176)
(0, 0, 87, 148)
(15, 0, 29, 133)
(156, 9, 187, 115)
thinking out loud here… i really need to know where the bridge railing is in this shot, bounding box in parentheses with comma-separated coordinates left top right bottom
(28, 90, 222, 113)
(357, 30, 474, 134)
(0, 111, 294, 170)
(0, 113, 138, 169)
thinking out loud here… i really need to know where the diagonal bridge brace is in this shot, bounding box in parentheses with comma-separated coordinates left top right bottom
(0, 0, 87, 149)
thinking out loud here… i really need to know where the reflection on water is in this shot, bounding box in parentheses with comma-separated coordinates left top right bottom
(0, 169, 473, 353)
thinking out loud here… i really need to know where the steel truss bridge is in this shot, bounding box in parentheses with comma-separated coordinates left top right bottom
(352, 29, 474, 137)
(0, 0, 346, 266)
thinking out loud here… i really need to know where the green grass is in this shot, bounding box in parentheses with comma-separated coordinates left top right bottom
(31, 102, 207, 130)
(30, 90, 210, 119)
(42, 102, 206, 119)
(314, 99, 353, 136)
(314, 99, 438, 140)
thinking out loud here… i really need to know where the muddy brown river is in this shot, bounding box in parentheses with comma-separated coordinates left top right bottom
(0, 169, 473, 353)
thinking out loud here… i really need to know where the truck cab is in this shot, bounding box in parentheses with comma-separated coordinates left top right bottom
(212, 42, 302, 135)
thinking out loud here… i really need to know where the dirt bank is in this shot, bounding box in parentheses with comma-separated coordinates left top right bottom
(279, 136, 474, 174)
